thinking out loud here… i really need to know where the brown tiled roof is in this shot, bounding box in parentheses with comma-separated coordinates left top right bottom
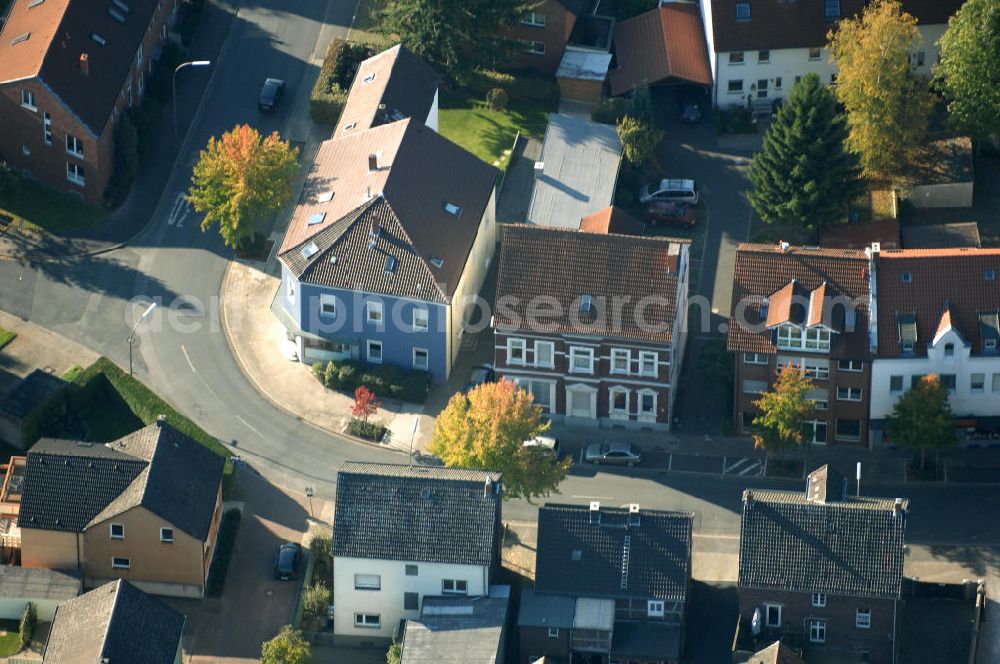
(0, 0, 161, 135)
(875, 248, 1000, 357)
(579, 206, 643, 235)
(710, 0, 963, 53)
(609, 4, 712, 96)
(494, 224, 688, 342)
(820, 219, 900, 250)
(747, 641, 806, 664)
(279, 119, 497, 299)
(337, 44, 440, 134)
(726, 243, 871, 356)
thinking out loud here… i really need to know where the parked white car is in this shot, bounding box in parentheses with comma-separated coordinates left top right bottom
(639, 178, 699, 205)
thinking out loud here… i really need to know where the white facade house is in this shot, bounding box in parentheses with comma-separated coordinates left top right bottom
(332, 463, 503, 647)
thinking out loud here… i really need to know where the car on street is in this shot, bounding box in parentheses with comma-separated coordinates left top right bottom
(639, 178, 699, 205)
(274, 542, 301, 580)
(259, 78, 285, 112)
(524, 435, 560, 455)
(465, 364, 496, 392)
(584, 441, 641, 466)
(644, 201, 697, 227)
(679, 97, 702, 123)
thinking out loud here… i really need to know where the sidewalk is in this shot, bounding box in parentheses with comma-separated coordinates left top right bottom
(0, 0, 237, 261)
(219, 261, 434, 454)
(0, 309, 99, 395)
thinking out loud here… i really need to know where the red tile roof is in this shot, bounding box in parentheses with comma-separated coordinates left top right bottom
(609, 4, 712, 96)
(727, 244, 871, 356)
(579, 206, 644, 235)
(495, 225, 688, 343)
(875, 248, 1000, 357)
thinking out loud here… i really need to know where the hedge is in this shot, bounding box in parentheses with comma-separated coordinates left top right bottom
(206, 509, 242, 597)
(347, 419, 387, 442)
(311, 359, 429, 403)
(467, 69, 559, 104)
(310, 39, 375, 125)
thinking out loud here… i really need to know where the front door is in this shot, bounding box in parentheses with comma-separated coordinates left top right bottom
(757, 79, 769, 98)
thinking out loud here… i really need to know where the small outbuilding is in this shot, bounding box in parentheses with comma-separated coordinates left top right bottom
(556, 51, 612, 104)
(0, 566, 81, 621)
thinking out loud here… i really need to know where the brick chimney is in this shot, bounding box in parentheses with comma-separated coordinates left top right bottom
(79, 52, 89, 77)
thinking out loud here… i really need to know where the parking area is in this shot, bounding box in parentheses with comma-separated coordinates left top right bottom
(168, 471, 316, 663)
(562, 437, 764, 479)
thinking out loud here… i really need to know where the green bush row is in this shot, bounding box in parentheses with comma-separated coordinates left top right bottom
(467, 69, 559, 104)
(311, 359, 429, 403)
(206, 508, 242, 597)
(310, 39, 376, 125)
(348, 419, 387, 442)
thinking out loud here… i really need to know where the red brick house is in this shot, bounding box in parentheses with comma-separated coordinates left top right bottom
(493, 224, 690, 431)
(0, 0, 178, 203)
(727, 243, 873, 447)
(738, 465, 908, 663)
(508, 0, 607, 74)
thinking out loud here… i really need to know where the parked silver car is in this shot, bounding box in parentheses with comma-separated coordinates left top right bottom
(584, 441, 641, 466)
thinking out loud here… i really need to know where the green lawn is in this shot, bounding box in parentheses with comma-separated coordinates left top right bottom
(349, 0, 389, 45)
(0, 168, 106, 234)
(0, 630, 20, 658)
(0, 326, 15, 351)
(440, 90, 555, 168)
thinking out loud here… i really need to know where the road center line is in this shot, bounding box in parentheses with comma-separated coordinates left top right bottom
(235, 414, 264, 438)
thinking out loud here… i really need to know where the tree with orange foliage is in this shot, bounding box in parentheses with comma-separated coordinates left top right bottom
(430, 380, 570, 501)
(751, 364, 815, 456)
(188, 124, 299, 249)
(352, 385, 379, 424)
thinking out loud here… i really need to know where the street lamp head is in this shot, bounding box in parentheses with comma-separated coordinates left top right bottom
(190, 60, 211, 67)
(141, 302, 157, 320)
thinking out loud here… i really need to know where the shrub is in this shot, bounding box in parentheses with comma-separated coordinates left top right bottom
(348, 419, 387, 442)
(617, 115, 662, 166)
(323, 361, 339, 389)
(337, 362, 358, 388)
(311, 362, 325, 382)
(591, 97, 631, 125)
(486, 87, 509, 112)
(310, 535, 331, 560)
(467, 69, 559, 104)
(206, 509, 242, 597)
(309, 359, 428, 403)
(302, 581, 332, 624)
(19, 602, 36, 650)
(310, 39, 375, 125)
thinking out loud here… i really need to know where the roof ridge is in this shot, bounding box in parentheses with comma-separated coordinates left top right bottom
(881, 247, 1000, 258)
(505, 222, 689, 245)
(97, 579, 124, 661)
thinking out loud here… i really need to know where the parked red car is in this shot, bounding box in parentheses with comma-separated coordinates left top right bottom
(644, 201, 697, 227)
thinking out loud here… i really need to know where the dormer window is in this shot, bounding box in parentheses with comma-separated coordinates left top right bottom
(301, 242, 319, 260)
(580, 294, 593, 313)
(736, 2, 751, 20)
(902, 272, 912, 283)
(443, 202, 461, 216)
(317, 190, 334, 203)
(986, 269, 996, 282)
(776, 325, 831, 351)
(307, 212, 326, 225)
(362, 72, 376, 84)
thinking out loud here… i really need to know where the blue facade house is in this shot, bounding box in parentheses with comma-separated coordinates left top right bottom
(273, 46, 498, 383)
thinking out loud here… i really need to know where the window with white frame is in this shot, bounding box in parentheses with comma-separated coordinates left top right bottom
(521, 11, 545, 26)
(160, 527, 174, 543)
(729, 51, 745, 64)
(548, 627, 559, 638)
(638, 390, 656, 419)
(534, 340, 554, 368)
(777, 325, 831, 351)
(569, 347, 594, 373)
(112, 557, 130, 569)
(803, 420, 828, 444)
(354, 613, 380, 628)
(507, 338, 526, 365)
(367, 340, 382, 364)
(21, 89, 36, 110)
(765, 604, 781, 627)
(319, 293, 337, 316)
(758, 50, 770, 63)
(412, 308, 429, 332)
(366, 300, 383, 324)
(354, 574, 381, 590)
(812, 593, 827, 607)
(609, 387, 629, 418)
(647, 600, 665, 617)
(66, 162, 85, 186)
(43, 112, 52, 145)
(522, 40, 545, 55)
(972, 373, 985, 392)
(856, 608, 871, 628)
(805, 327, 832, 350)
(837, 387, 862, 401)
(611, 349, 631, 374)
(517, 378, 554, 412)
(809, 619, 827, 643)
(838, 359, 864, 372)
(639, 351, 658, 377)
(66, 134, 83, 158)
(110, 523, 124, 539)
(727, 79, 744, 94)
(442, 579, 467, 595)
(809, 47, 822, 60)
(812, 399, 828, 411)
(890, 375, 903, 392)
(412, 348, 429, 371)
(784, 358, 830, 380)
(744, 353, 768, 365)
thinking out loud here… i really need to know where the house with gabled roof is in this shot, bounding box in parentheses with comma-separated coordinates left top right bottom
(43, 579, 185, 664)
(275, 46, 498, 381)
(868, 246, 1000, 443)
(0, 0, 179, 203)
(519, 502, 693, 664)
(737, 465, 908, 664)
(493, 224, 690, 430)
(332, 462, 503, 647)
(16, 418, 225, 598)
(399, 586, 511, 664)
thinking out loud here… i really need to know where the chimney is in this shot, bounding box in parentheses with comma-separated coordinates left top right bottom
(79, 52, 89, 77)
(744, 490, 754, 505)
(368, 153, 378, 172)
(628, 503, 640, 527)
(483, 479, 493, 497)
(779, 240, 790, 253)
(589, 501, 601, 524)
(533, 161, 545, 179)
(893, 497, 905, 516)
(156, 414, 167, 427)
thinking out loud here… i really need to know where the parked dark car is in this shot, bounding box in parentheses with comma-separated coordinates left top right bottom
(259, 78, 285, 112)
(274, 542, 301, 580)
(645, 201, 697, 227)
(679, 97, 702, 123)
(585, 441, 642, 466)
(465, 365, 496, 392)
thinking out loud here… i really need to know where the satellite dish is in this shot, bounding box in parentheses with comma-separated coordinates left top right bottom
(751, 607, 762, 636)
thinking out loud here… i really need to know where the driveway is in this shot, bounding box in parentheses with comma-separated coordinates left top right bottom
(168, 471, 315, 663)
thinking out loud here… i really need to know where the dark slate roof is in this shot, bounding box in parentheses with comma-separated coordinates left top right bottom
(738, 488, 908, 599)
(334, 463, 502, 566)
(44, 579, 185, 664)
(18, 421, 224, 540)
(401, 589, 510, 664)
(535, 504, 692, 602)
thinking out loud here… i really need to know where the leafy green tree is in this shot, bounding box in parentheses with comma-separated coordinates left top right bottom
(747, 73, 864, 231)
(430, 380, 570, 501)
(628, 84, 654, 124)
(935, 0, 1000, 141)
(379, 0, 529, 81)
(188, 124, 299, 249)
(752, 364, 815, 456)
(827, 0, 934, 177)
(885, 374, 956, 469)
(301, 582, 331, 625)
(617, 115, 662, 167)
(387, 640, 402, 664)
(261, 625, 311, 664)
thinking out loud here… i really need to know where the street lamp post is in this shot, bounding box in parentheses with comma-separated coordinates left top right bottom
(173, 60, 211, 137)
(128, 302, 158, 377)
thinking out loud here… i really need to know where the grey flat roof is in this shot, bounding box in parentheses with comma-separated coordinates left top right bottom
(517, 588, 576, 629)
(0, 566, 81, 601)
(526, 114, 623, 230)
(401, 588, 509, 664)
